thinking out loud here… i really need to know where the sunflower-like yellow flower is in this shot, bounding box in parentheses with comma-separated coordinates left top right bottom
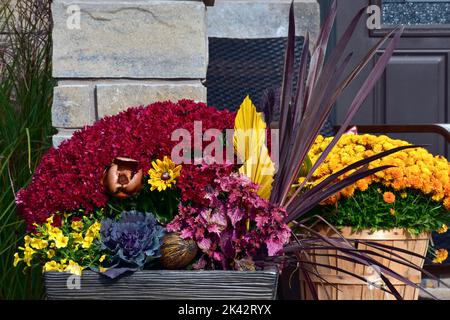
(148, 156, 182, 192)
(433, 249, 448, 264)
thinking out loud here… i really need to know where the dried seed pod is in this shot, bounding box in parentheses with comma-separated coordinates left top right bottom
(160, 233, 198, 269)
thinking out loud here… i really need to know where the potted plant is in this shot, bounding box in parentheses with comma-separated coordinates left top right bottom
(297, 133, 450, 300)
(13, 1, 438, 300)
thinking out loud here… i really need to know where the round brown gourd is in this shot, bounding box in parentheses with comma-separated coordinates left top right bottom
(160, 233, 198, 269)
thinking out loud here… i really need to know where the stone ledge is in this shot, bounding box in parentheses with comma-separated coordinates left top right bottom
(52, 84, 96, 128)
(52, 129, 77, 148)
(207, 0, 320, 41)
(52, 0, 208, 79)
(96, 81, 207, 118)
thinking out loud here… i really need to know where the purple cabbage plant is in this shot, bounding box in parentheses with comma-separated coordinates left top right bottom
(100, 210, 165, 278)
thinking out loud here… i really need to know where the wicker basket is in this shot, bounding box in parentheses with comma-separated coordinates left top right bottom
(45, 269, 278, 300)
(299, 227, 429, 300)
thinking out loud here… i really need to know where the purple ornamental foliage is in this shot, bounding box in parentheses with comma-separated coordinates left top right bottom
(100, 210, 165, 277)
(168, 171, 291, 270)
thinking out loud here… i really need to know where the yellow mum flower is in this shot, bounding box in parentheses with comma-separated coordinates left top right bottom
(148, 156, 182, 192)
(433, 249, 448, 264)
(444, 197, 450, 210)
(437, 224, 448, 234)
(390, 208, 396, 216)
(99, 254, 106, 263)
(383, 192, 396, 204)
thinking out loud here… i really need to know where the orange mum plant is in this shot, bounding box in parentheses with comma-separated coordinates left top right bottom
(306, 134, 450, 263)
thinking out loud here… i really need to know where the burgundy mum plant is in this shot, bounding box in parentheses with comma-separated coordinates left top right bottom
(16, 100, 235, 230)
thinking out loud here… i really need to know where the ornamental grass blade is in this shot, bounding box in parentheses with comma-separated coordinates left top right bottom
(305, 0, 337, 104)
(286, 165, 394, 221)
(285, 27, 404, 209)
(278, 1, 296, 148)
(272, 5, 368, 206)
(293, 32, 310, 128)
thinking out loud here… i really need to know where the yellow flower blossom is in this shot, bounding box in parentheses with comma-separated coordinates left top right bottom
(433, 249, 448, 264)
(13, 253, 21, 267)
(81, 236, 94, 249)
(23, 246, 35, 267)
(47, 249, 56, 259)
(29, 237, 48, 250)
(437, 224, 448, 234)
(86, 221, 101, 238)
(99, 254, 106, 263)
(308, 134, 450, 207)
(64, 260, 83, 276)
(43, 260, 61, 272)
(71, 220, 84, 232)
(148, 156, 182, 192)
(54, 233, 69, 249)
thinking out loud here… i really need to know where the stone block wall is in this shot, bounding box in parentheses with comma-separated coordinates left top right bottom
(51, 0, 320, 147)
(51, 0, 208, 147)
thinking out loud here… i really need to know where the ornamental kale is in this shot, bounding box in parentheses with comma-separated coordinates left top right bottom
(100, 210, 165, 277)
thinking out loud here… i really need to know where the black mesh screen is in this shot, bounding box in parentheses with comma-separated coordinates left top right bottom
(206, 37, 334, 136)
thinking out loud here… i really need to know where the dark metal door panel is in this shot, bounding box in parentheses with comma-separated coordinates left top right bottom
(335, 0, 450, 157)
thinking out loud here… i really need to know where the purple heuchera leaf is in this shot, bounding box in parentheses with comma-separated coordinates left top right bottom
(167, 172, 291, 270)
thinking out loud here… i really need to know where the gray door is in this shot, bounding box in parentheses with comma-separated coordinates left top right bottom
(334, 0, 450, 157)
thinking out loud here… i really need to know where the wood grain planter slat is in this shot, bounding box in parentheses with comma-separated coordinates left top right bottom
(299, 227, 429, 300)
(45, 270, 278, 300)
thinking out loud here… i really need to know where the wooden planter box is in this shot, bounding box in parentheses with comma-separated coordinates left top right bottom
(44, 270, 278, 300)
(299, 227, 429, 300)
